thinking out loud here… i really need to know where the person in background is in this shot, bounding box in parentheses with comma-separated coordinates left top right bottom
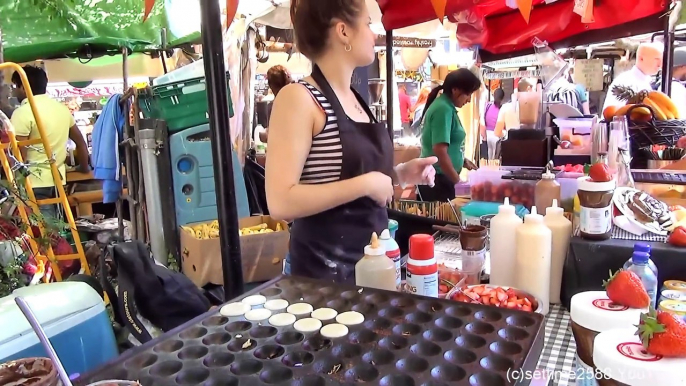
(267, 65, 293, 97)
(0, 85, 14, 120)
(10, 66, 90, 219)
(663, 47, 686, 118)
(398, 84, 412, 136)
(495, 79, 533, 139)
(480, 88, 504, 159)
(266, 0, 437, 281)
(410, 86, 431, 133)
(603, 42, 663, 111)
(418, 69, 481, 202)
(568, 67, 591, 115)
(261, 65, 293, 142)
(546, 69, 583, 112)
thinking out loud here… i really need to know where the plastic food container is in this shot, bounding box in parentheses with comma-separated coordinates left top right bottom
(557, 175, 580, 213)
(469, 169, 536, 207)
(664, 280, 686, 291)
(446, 284, 542, 314)
(659, 289, 686, 304)
(659, 299, 686, 321)
(554, 118, 593, 152)
(437, 260, 467, 298)
(436, 252, 484, 295)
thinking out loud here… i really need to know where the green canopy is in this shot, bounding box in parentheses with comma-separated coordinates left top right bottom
(1, 0, 201, 63)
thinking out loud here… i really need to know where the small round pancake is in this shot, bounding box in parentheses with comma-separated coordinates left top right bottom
(242, 295, 267, 306)
(264, 299, 289, 311)
(219, 302, 251, 317)
(286, 302, 314, 316)
(335, 311, 364, 326)
(320, 323, 349, 339)
(269, 313, 297, 327)
(311, 308, 338, 321)
(293, 318, 323, 333)
(245, 308, 272, 321)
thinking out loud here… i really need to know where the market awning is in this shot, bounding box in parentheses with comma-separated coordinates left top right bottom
(0, 0, 203, 63)
(377, 0, 666, 61)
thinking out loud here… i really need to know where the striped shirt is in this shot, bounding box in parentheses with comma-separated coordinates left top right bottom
(546, 78, 583, 113)
(298, 80, 343, 184)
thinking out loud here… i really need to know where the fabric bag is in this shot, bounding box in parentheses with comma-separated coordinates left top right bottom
(100, 240, 210, 344)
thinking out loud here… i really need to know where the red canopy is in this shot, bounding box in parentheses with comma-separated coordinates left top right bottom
(377, 0, 666, 61)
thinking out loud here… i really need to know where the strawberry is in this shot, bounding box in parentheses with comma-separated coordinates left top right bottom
(636, 308, 686, 357)
(603, 269, 650, 308)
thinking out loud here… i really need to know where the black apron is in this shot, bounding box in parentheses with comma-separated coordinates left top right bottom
(289, 65, 394, 283)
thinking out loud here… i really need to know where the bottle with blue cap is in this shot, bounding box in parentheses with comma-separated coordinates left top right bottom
(623, 243, 657, 277)
(624, 250, 658, 308)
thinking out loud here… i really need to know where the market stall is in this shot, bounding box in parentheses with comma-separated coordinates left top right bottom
(4, 1, 686, 386)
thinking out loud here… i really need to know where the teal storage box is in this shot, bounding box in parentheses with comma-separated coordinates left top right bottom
(0, 282, 117, 376)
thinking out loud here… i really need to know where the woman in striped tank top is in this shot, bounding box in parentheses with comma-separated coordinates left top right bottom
(265, 0, 438, 283)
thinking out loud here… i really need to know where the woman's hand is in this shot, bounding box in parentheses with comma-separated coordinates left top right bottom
(396, 157, 437, 187)
(362, 172, 394, 206)
(463, 159, 478, 171)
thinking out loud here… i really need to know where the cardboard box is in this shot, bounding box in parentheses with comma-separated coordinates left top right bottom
(180, 215, 288, 287)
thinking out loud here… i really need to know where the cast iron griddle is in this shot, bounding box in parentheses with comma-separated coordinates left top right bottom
(75, 276, 545, 386)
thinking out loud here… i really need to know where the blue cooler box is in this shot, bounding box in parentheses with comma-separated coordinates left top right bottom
(0, 282, 118, 376)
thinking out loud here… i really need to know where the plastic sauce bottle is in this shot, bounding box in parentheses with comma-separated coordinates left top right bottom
(535, 170, 561, 212)
(488, 197, 522, 288)
(515, 206, 552, 315)
(379, 229, 401, 291)
(406, 234, 438, 298)
(355, 233, 396, 291)
(624, 243, 657, 278)
(624, 251, 658, 308)
(544, 199, 572, 304)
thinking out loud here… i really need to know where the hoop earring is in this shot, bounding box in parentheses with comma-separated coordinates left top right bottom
(345, 44, 352, 52)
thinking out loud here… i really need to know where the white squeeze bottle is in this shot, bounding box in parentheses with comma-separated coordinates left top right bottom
(379, 229, 402, 291)
(515, 206, 552, 315)
(489, 197, 522, 288)
(544, 199, 572, 304)
(355, 232, 397, 291)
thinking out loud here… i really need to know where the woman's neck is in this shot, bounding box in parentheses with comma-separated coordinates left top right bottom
(314, 55, 354, 92)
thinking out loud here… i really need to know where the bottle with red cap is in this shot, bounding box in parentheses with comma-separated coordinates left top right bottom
(406, 234, 438, 298)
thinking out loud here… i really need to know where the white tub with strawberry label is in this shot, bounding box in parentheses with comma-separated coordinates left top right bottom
(570, 291, 647, 386)
(593, 328, 686, 385)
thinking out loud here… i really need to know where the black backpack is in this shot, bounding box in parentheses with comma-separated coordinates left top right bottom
(100, 240, 210, 343)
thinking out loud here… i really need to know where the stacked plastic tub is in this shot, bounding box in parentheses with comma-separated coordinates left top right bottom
(139, 60, 249, 227)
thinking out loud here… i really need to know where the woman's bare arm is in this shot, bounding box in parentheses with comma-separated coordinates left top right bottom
(265, 84, 369, 221)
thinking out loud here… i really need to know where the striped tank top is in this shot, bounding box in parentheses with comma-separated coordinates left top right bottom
(298, 80, 343, 184)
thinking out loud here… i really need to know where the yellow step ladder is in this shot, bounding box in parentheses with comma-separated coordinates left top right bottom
(0, 62, 88, 281)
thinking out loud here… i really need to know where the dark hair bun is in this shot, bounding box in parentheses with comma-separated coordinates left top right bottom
(290, 0, 363, 59)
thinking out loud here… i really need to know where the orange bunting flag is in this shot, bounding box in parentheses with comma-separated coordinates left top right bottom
(226, 0, 239, 30)
(573, 0, 594, 23)
(429, 0, 448, 23)
(516, 0, 533, 23)
(143, 0, 155, 22)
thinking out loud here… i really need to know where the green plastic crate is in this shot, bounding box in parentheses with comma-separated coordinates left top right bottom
(142, 73, 233, 133)
(137, 88, 159, 119)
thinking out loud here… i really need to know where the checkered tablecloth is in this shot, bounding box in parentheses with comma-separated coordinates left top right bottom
(537, 304, 577, 386)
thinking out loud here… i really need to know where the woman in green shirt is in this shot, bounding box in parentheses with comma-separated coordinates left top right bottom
(418, 69, 481, 202)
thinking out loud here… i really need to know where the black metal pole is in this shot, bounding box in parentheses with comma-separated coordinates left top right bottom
(661, 2, 674, 96)
(199, 0, 244, 300)
(385, 31, 394, 133)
